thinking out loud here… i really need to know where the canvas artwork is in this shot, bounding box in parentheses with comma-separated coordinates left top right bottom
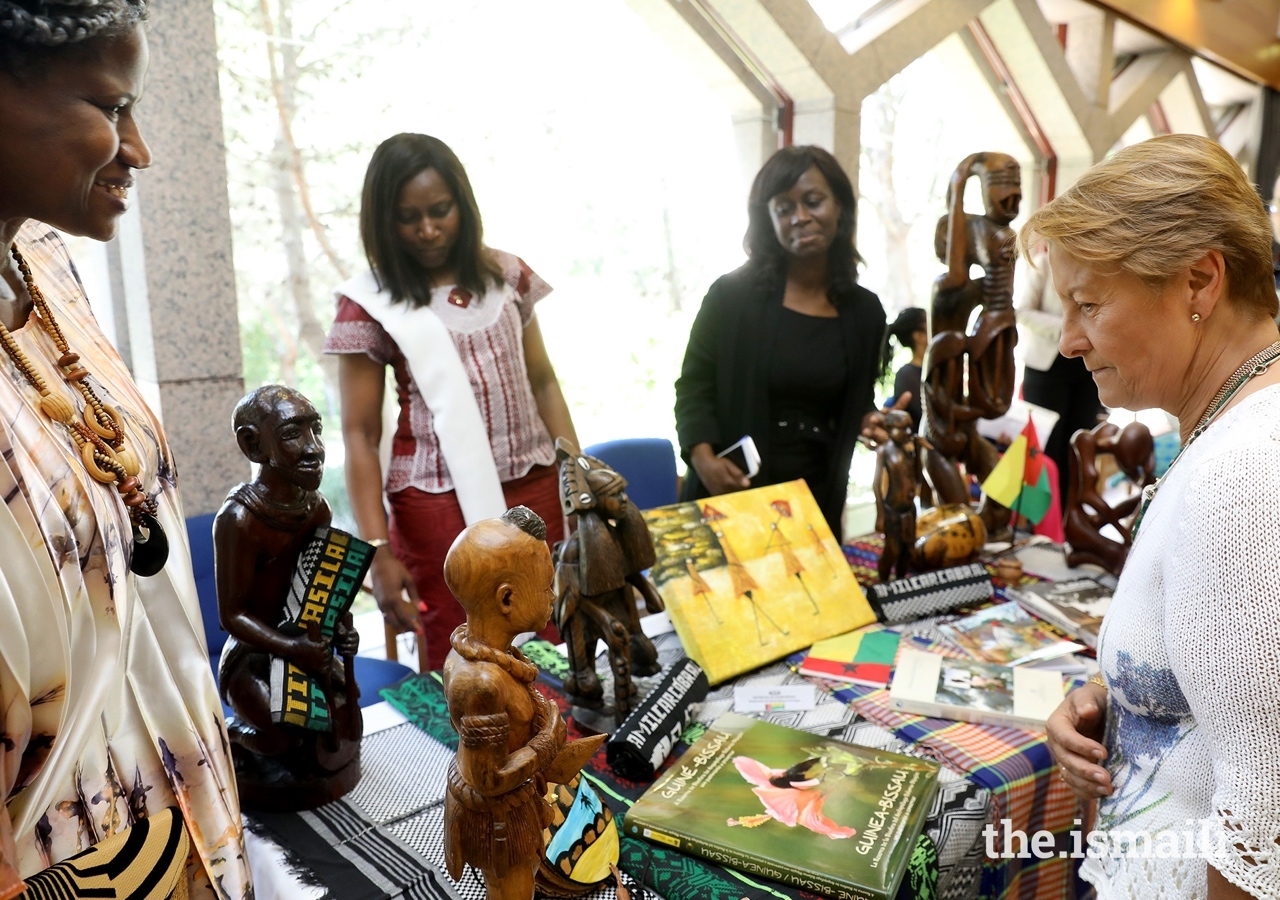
(642, 480, 876, 684)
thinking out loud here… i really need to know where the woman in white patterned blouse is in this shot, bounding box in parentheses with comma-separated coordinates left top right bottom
(325, 134, 577, 671)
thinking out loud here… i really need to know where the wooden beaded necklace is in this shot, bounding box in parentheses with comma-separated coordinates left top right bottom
(1, 245, 168, 576)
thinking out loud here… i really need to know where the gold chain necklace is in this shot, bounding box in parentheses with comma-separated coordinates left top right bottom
(2, 246, 169, 576)
(1131, 339, 1280, 540)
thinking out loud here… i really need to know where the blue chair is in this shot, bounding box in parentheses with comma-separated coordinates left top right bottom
(582, 438, 679, 510)
(186, 514, 411, 710)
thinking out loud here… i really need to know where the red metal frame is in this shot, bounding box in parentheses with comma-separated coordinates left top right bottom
(967, 19, 1058, 204)
(685, 0, 794, 148)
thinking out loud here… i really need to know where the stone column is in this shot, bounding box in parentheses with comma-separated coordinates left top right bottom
(109, 0, 248, 516)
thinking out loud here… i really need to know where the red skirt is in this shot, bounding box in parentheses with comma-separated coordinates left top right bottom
(388, 463, 564, 670)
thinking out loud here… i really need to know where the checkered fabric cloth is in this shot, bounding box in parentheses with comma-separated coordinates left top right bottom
(842, 537, 1092, 900)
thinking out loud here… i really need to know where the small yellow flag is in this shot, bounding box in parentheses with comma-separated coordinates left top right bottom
(982, 434, 1028, 508)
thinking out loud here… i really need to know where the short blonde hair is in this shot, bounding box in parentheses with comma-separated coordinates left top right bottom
(1019, 134, 1278, 319)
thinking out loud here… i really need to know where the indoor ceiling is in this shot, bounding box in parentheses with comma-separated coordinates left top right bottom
(1036, 0, 1262, 124)
(1055, 0, 1280, 90)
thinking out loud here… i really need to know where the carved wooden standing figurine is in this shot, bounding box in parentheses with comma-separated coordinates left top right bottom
(1065, 421, 1156, 576)
(957, 153, 1021, 419)
(442, 508, 606, 900)
(874, 409, 920, 582)
(922, 153, 1022, 532)
(553, 439, 665, 721)
(214, 385, 362, 809)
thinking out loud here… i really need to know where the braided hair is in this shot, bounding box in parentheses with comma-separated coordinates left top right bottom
(0, 0, 146, 75)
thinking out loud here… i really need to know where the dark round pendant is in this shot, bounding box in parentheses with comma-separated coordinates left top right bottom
(130, 512, 169, 577)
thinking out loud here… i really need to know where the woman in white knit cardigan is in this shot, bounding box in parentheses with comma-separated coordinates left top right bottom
(1026, 134, 1280, 900)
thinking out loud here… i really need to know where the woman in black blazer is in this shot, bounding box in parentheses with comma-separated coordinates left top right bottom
(675, 145, 891, 539)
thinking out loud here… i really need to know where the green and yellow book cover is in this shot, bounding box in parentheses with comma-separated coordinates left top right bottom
(623, 713, 939, 900)
(642, 480, 876, 684)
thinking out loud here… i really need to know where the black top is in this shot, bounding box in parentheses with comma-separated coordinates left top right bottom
(674, 264, 887, 539)
(893, 362, 922, 434)
(768, 308, 847, 502)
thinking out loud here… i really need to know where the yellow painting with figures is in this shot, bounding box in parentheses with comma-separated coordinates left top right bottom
(642, 480, 876, 684)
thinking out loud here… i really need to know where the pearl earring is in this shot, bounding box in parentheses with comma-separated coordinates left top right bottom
(1191, 313, 1201, 322)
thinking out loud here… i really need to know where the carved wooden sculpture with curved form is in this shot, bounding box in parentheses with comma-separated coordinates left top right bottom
(1064, 421, 1156, 576)
(921, 153, 1023, 533)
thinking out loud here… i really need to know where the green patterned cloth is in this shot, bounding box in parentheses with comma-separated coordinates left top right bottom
(380, 671, 457, 750)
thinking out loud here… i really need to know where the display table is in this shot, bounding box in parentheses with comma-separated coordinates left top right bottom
(840, 536, 1090, 900)
(243, 538, 1091, 900)
(243, 634, 994, 900)
(528, 630, 993, 900)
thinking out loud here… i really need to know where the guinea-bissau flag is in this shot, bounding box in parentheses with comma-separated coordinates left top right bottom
(980, 419, 1053, 525)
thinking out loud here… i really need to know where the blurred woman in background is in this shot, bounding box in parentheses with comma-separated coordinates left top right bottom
(882, 306, 927, 433)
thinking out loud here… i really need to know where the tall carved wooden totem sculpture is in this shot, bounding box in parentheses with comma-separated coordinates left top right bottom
(921, 152, 1022, 534)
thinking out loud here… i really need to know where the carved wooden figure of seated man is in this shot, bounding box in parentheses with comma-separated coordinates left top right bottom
(214, 385, 362, 808)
